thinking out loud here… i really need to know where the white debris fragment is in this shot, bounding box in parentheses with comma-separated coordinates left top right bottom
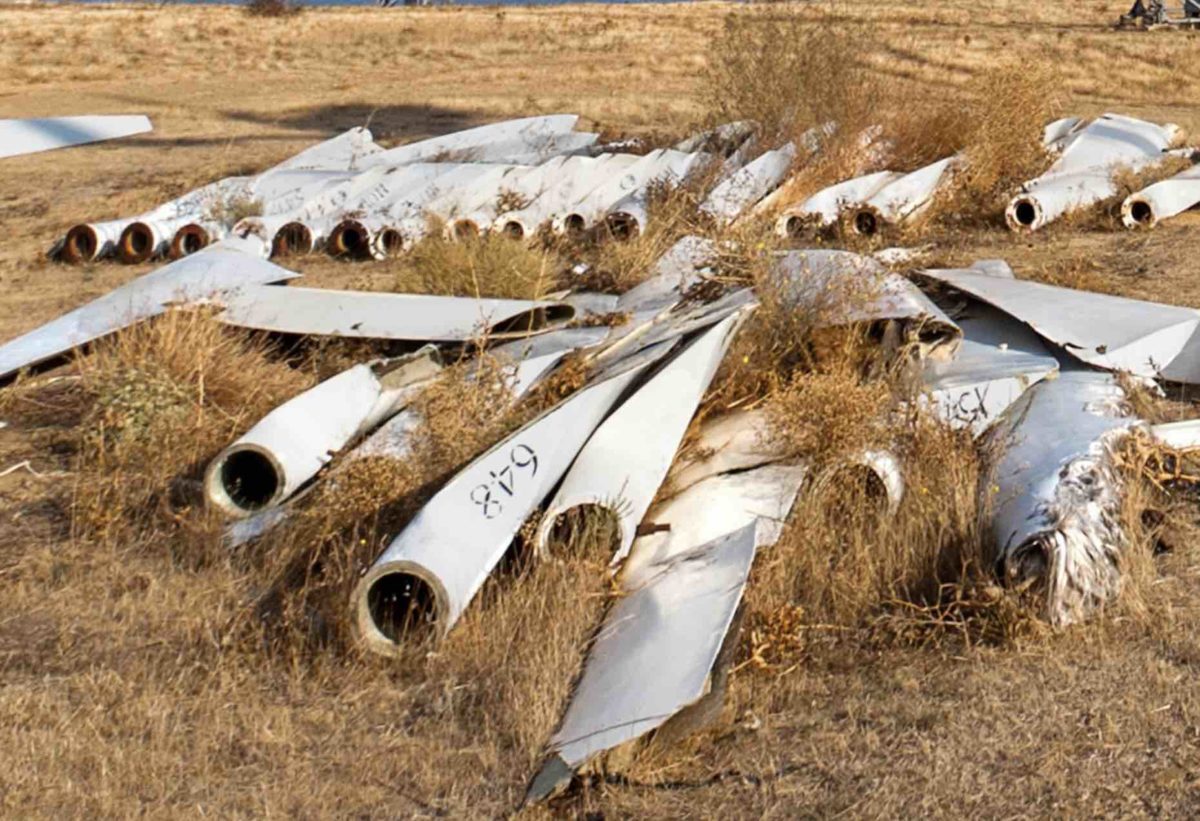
(205, 349, 441, 518)
(0, 115, 152, 160)
(351, 342, 674, 650)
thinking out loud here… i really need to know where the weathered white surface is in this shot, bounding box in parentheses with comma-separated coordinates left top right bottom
(56, 128, 381, 261)
(552, 149, 700, 235)
(921, 285, 1061, 436)
(1006, 114, 1180, 231)
(1121, 162, 1200, 228)
(772, 250, 961, 356)
(0, 244, 298, 380)
(57, 219, 129, 262)
(534, 463, 807, 791)
(361, 115, 581, 168)
(1040, 114, 1179, 178)
(1043, 116, 1084, 151)
(0, 115, 151, 159)
(269, 126, 383, 172)
(216, 285, 573, 342)
(596, 287, 757, 366)
(984, 371, 1141, 626)
(493, 154, 642, 239)
(242, 163, 438, 254)
(700, 143, 797, 225)
(623, 464, 809, 581)
(225, 330, 605, 549)
(849, 156, 960, 235)
(535, 310, 750, 563)
(919, 266, 1200, 384)
(338, 329, 604, 465)
(445, 130, 597, 167)
(205, 351, 441, 517)
(775, 170, 902, 235)
(666, 410, 778, 496)
(347, 163, 508, 255)
(922, 338, 1059, 436)
(420, 164, 538, 233)
(538, 523, 758, 779)
(352, 343, 671, 649)
(1149, 419, 1200, 449)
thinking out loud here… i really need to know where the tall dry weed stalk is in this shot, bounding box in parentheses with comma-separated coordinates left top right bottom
(702, 6, 880, 145)
(921, 61, 1064, 226)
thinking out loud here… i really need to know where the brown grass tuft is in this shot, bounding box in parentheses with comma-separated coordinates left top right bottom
(390, 231, 561, 300)
(427, 519, 615, 765)
(71, 310, 311, 548)
(764, 365, 894, 468)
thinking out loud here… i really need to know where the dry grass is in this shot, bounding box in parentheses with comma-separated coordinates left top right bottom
(921, 61, 1064, 228)
(4, 2, 1200, 817)
(701, 6, 880, 145)
(389, 230, 561, 300)
(69, 311, 311, 549)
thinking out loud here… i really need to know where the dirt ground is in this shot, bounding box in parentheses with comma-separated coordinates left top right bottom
(2, 1, 1200, 817)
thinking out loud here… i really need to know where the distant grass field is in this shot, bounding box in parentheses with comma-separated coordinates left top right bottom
(2, 2, 1200, 817)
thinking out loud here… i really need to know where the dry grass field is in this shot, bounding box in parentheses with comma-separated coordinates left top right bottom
(2, 1, 1200, 817)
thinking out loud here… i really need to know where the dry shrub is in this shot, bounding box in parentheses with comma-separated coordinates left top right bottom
(747, 413, 982, 638)
(764, 365, 893, 467)
(936, 62, 1062, 221)
(495, 187, 533, 215)
(702, 16, 1061, 233)
(708, 246, 886, 407)
(701, 6, 881, 145)
(392, 231, 561, 300)
(1111, 430, 1200, 626)
(71, 310, 311, 548)
(203, 193, 263, 227)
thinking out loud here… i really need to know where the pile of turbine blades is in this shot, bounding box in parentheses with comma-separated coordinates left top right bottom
(10, 112, 1200, 802)
(46, 112, 1198, 271)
